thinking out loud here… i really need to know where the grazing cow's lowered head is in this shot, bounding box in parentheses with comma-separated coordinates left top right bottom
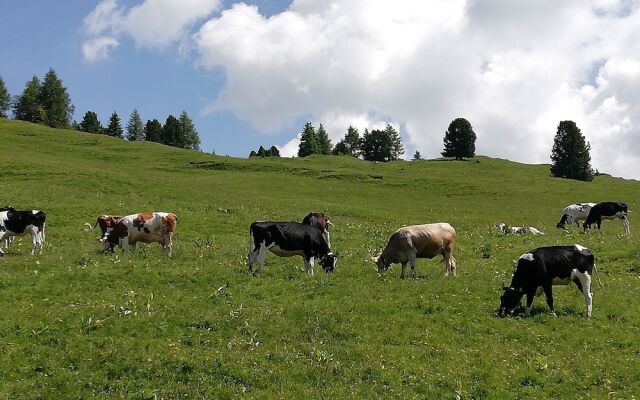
(498, 286, 523, 317)
(320, 252, 337, 273)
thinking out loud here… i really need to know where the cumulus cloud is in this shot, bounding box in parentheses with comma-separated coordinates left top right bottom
(82, 36, 119, 63)
(82, 0, 220, 61)
(191, 0, 640, 178)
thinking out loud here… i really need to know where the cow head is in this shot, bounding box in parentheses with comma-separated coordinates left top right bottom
(498, 223, 508, 235)
(498, 286, 523, 317)
(372, 255, 389, 275)
(321, 253, 337, 273)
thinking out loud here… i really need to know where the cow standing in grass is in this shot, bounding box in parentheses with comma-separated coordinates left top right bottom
(583, 202, 629, 234)
(498, 245, 603, 318)
(373, 223, 457, 278)
(103, 212, 178, 256)
(84, 214, 124, 241)
(556, 203, 595, 230)
(0, 208, 46, 256)
(302, 212, 333, 248)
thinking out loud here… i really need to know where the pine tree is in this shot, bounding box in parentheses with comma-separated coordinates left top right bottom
(332, 126, 361, 157)
(126, 109, 145, 141)
(13, 76, 44, 123)
(268, 145, 280, 157)
(298, 122, 319, 157)
(249, 150, 258, 157)
(0, 75, 10, 118)
(257, 145, 267, 157)
(316, 124, 332, 155)
(79, 111, 102, 133)
(37, 68, 74, 128)
(413, 150, 422, 160)
(144, 119, 163, 142)
(550, 120, 594, 181)
(105, 111, 124, 138)
(385, 124, 404, 160)
(178, 111, 201, 150)
(442, 118, 476, 160)
(162, 115, 182, 147)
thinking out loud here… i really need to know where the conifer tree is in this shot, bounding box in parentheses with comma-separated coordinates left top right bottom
(105, 111, 124, 138)
(144, 119, 163, 142)
(316, 123, 332, 155)
(13, 76, 44, 123)
(550, 120, 594, 181)
(385, 124, 404, 160)
(37, 68, 74, 128)
(178, 111, 201, 150)
(0, 75, 10, 118)
(413, 150, 422, 160)
(297, 122, 319, 157)
(162, 115, 182, 147)
(332, 126, 361, 156)
(79, 111, 102, 133)
(126, 109, 145, 141)
(268, 145, 280, 157)
(442, 118, 476, 160)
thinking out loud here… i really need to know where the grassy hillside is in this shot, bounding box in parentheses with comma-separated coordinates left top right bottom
(1, 119, 639, 399)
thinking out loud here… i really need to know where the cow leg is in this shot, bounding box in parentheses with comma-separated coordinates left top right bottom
(120, 237, 129, 255)
(575, 271, 593, 318)
(542, 284, 556, 316)
(30, 229, 38, 256)
(524, 290, 535, 316)
(400, 262, 407, 279)
(255, 243, 269, 273)
(247, 246, 260, 273)
(622, 217, 630, 234)
(305, 257, 314, 276)
(410, 252, 417, 278)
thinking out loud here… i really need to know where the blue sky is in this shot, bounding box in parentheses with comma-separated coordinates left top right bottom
(2, 1, 640, 179)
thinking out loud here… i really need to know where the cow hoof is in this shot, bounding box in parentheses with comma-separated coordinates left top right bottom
(549, 312, 557, 317)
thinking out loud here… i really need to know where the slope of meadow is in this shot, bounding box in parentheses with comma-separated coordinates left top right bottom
(1, 119, 639, 399)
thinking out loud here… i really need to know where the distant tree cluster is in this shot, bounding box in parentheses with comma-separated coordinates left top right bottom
(249, 145, 280, 158)
(10, 69, 74, 128)
(77, 109, 201, 150)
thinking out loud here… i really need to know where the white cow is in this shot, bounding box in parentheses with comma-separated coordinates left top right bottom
(498, 223, 544, 235)
(556, 203, 596, 230)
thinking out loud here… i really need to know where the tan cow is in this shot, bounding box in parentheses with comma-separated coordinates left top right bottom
(103, 212, 178, 256)
(372, 223, 457, 278)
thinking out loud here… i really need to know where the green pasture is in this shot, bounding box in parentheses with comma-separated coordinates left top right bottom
(1, 119, 639, 399)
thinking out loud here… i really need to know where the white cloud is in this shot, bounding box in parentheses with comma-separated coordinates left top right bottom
(191, 0, 640, 178)
(82, 36, 119, 63)
(82, 0, 220, 61)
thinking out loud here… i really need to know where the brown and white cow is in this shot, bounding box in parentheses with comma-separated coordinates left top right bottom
(84, 215, 124, 241)
(103, 212, 178, 256)
(372, 223, 457, 278)
(302, 212, 333, 247)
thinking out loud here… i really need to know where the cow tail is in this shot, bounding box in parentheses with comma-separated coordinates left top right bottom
(594, 262, 606, 293)
(84, 217, 99, 231)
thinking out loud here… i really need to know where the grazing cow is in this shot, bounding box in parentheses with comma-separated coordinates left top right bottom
(103, 212, 178, 256)
(0, 206, 15, 248)
(84, 214, 125, 241)
(498, 245, 603, 318)
(583, 202, 630, 233)
(498, 223, 544, 235)
(556, 203, 595, 229)
(373, 223, 457, 278)
(302, 212, 333, 247)
(0, 208, 46, 256)
(248, 221, 336, 275)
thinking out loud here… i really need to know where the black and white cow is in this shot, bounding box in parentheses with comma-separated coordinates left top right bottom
(248, 221, 337, 275)
(498, 245, 601, 318)
(556, 203, 595, 230)
(302, 212, 333, 247)
(0, 208, 46, 256)
(583, 202, 629, 234)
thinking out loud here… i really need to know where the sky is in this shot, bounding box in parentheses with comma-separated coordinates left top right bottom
(1, 0, 640, 179)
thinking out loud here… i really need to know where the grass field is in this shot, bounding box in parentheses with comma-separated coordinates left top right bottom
(1, 119, 639, 399)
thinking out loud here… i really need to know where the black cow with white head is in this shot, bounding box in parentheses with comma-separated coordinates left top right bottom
(0, 207, 46, 256)
(498, 245, 600, 318)
(248, 221, 337, 275)
(583, 202, 629, 234)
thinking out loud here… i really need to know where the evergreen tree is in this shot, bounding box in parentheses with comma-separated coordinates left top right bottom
(385, 124, 404, 160)
(297, 122, 319, 157)
(249, 150, 258, 157)
(361, 129, 390, 162)
(257, 145, 267, 157)
(332, 126, 361, 157)
(316, 123, 332, 155)
(413, 150, 422, 160)
(144, 119, 163, 142)
(0, 75, 10, 118)
(178, 111, 201, 150)
(71, 120, 80, 131)
(268, 145, 280, 157)
(126, 109, 145, 141)
(13, 76, 44, 123)
(105, 111, 124, 138)
(442, 117, 476, 160)
(79, 111, 102, 133)
(37, 68, 74, 128)
(550, 120, 594, 181)
(162, 115, 182, 147)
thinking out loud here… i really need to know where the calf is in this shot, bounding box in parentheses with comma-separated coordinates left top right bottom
(373, 223, 456, 278)
(103, 212, 178, 256)
(583, 202, 629, 233)
(84, 214, 125, 241)
(0, 208, 46, 256)
(248, 221, 336, 276)
(556, 203, 595, 229)
(498, 245, 602, 318)
(498, 223, 544, 235)
(302, 212, 333, 247)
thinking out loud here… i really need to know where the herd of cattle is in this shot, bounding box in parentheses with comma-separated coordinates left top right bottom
(0, 201, 631, 318)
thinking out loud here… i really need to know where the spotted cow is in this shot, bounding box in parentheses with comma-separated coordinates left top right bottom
(103, 212, 178, 256)
(0, 208, 46, 256)
(84, 214, 125, 241)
